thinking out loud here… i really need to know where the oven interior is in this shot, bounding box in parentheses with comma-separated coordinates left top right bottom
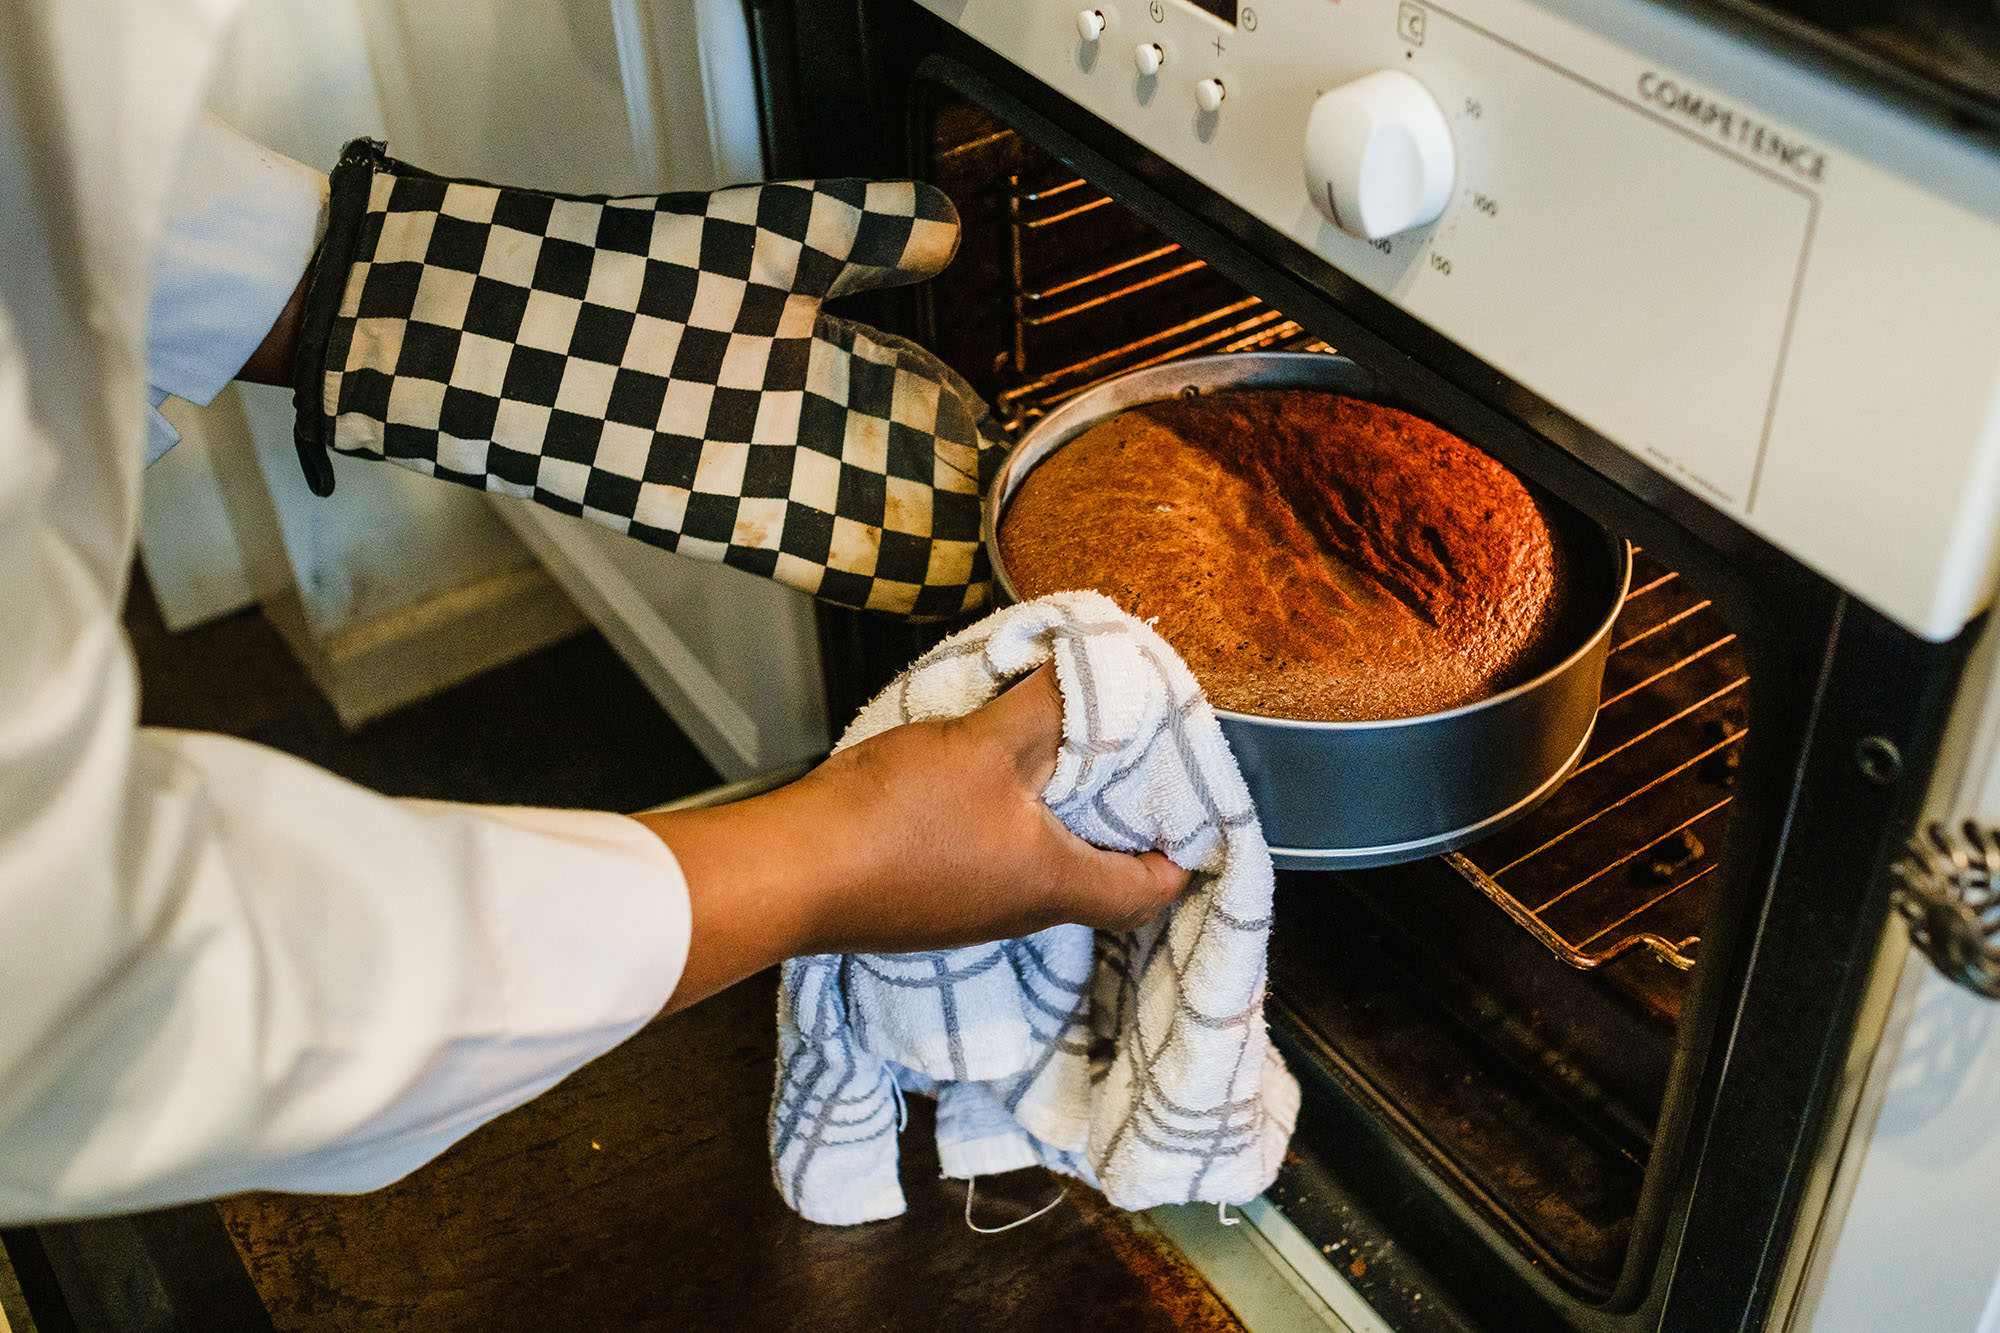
(922, 91, 1752, 1314)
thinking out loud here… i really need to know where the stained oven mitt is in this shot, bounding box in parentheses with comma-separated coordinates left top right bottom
(291, 139, 1001, 620)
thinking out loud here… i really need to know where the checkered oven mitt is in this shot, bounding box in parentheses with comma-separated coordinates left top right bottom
(290, 139, 1002, 620)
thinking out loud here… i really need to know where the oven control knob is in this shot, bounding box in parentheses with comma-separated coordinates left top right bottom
(1195, 77, 1227, 113)
(1134, 42, 1164, 76)
(1076, 8, 1107, 42)
(1304, 70, 1456, 240)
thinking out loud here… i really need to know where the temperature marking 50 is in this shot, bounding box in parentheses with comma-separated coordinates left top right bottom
(1462, 97, 1483, 118)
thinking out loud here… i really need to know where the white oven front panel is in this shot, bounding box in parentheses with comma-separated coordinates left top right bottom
(916, 0, 2000, 640)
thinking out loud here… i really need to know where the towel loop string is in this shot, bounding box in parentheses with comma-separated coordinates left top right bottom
(963, 1176, 1067, 1234)
(888, 1076, 908, 1131)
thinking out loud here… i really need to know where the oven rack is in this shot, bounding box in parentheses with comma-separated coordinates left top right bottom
(1446, 554, 1748, 989)
(994, 169, 1331, 427)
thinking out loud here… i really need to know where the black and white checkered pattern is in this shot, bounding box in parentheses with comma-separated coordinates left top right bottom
(296, 141, 998, 621)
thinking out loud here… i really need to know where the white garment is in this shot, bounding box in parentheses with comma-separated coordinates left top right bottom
(771, 592, 1298, 1224)
(146, 112, 329, 462)
(0, 2, 690, 1223)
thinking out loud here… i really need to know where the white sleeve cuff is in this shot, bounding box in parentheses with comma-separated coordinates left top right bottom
(148, 112, 327, 417)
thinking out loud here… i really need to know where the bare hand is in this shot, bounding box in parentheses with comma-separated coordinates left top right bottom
(637, 666, 1189, 1012)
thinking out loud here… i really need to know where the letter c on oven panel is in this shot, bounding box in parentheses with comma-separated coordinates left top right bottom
(1305, 69, 1458, 241)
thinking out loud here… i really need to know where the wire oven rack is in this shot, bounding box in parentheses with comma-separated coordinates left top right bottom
(948, 123, 1747, 984)
(1445, 554, 1748, 974)
(991, 167, 1331, 425)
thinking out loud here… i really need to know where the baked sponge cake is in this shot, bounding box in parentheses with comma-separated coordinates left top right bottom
(997, 390, 1573, 722)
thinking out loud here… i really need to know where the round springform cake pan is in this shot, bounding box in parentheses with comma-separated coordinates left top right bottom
(983, 352, 1633, 870)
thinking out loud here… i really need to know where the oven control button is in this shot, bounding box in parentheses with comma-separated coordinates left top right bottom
(1195, 77, 1227, 113)
(1076, 8, 1107, 42)
(1304, 70, 1456, 240)
(1134, 42, 1164, 76)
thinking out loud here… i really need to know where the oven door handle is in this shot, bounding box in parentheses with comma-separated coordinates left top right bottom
(1892, 821, 2000, 999)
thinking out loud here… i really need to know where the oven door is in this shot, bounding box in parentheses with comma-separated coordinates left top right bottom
(749, 1, 1985, 1328)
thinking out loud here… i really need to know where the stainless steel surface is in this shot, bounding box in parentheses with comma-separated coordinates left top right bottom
(1143, 1198, 1384, 1333)
(985, 351, 1633, 868)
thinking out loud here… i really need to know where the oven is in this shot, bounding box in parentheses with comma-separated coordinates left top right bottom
(745, 2, 2000, 1329)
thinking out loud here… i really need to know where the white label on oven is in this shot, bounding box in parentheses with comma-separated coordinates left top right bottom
(919, 0, 2000, 639)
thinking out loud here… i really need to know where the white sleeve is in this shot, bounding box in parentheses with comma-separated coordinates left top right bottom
(0, 116, 693, 1222)
(3, 732, 693, 1217)
(144, 112, 327, 463)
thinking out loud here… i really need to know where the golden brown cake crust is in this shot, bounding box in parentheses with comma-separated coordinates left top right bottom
(998, 390, 1571, 722)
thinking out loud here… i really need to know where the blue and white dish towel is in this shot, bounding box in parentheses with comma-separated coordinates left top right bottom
(769, 590, 1299, 1224)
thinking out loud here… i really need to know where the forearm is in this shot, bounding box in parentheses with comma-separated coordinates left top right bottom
(237, 256, 312, 387)
(634, 782, 853, 1014)
(637, 669, 1187, 1017)
(635, 751, 955, 1013)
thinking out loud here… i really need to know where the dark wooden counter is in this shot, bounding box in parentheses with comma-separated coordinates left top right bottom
(218, 973, 1245, 1332)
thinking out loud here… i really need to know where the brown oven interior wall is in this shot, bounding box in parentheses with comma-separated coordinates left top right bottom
(925, 99, 1328, 429)
(917, 92, 1754, 1303)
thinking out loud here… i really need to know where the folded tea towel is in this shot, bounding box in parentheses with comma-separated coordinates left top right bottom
(769, 590, 1299, 1224)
